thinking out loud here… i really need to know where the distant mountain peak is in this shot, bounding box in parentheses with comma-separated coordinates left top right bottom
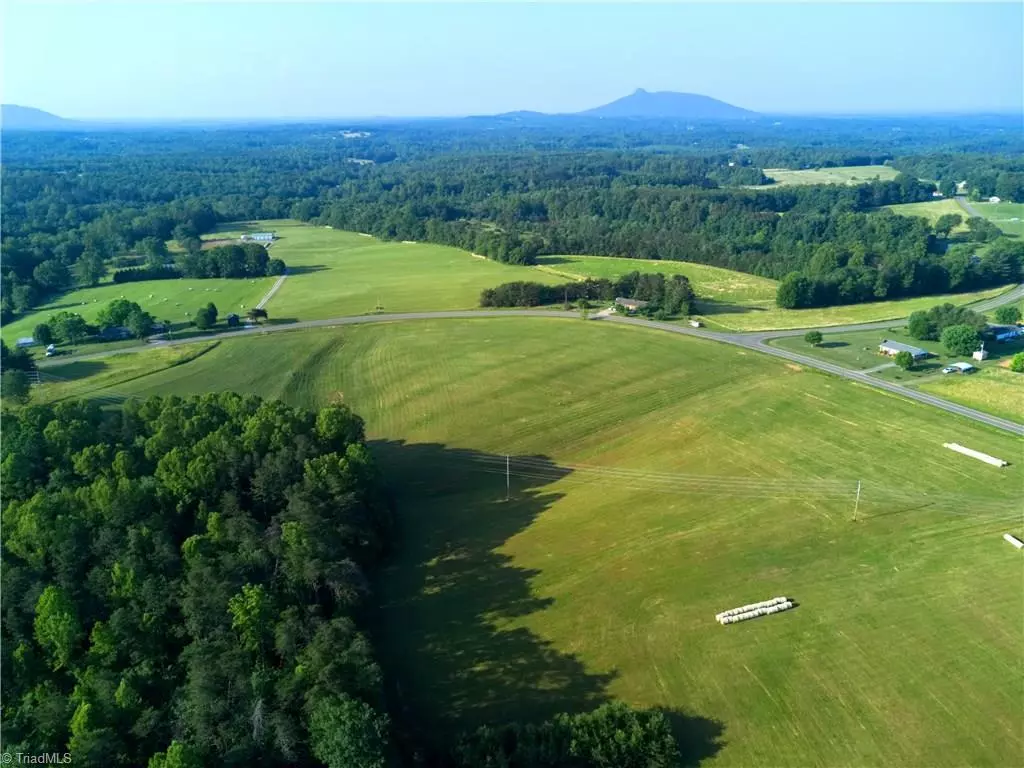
(578, 89, 756, 120)
(2, 104, 75, 130)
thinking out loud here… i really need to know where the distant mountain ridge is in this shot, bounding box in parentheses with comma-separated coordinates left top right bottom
(578, 88, 756, 119)
(2, 104, 76, 130)
(5, 91, 756, 129)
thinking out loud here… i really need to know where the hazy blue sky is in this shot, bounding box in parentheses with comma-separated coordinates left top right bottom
(3, 2, 1022, 119)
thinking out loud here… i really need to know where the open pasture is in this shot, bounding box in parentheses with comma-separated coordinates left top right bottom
(696, 284, 1010, 332)
(762, 165, 899, 186)
(57, 317, 1023, 767)
(1, 276, 272, 343)
(254, 221, 564, 319)
(533, 254, 777, 306)
(885, 199, 970, 230)
(973, 200, 1024, 237)
(916, 365, 1024, 423)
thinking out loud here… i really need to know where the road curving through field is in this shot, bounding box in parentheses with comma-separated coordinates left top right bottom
(36, 291, 1024, 435)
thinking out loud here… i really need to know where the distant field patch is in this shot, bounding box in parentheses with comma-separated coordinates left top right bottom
(2, 276, 273, 343)
(248, 220, 564, 319)
(533, 254, 778, 305)
(886, 199, 970, 231)
(695, 285, 1010, 332)
(761, 165, 899, 187)
(972, 201, 1024, 237)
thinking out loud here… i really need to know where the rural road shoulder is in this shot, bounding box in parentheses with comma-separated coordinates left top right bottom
(38, 305, 1024, 436)
(955, 195, 982, 218)
(256, 269, 289, 310)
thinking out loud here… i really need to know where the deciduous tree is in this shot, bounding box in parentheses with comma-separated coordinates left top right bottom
(940, 324, 980, 356)
(994, 305, 1021, 325)
(894, 350, 914, 370)
(33, 323, 54, 346)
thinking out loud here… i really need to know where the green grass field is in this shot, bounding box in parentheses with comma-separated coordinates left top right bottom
(972, 200, 1024, 237)
(39, 318, 1023, 767)
(35, 343, 219, 403)
(2, 276, 272, 343)
(533, 255, 778, 305)
(252, 220, 564, 319)
(695, 285, 1009, 332)
(761, 165, 899, 186)
(885, 199, 970, 231)
(916, 365, 1024, 422)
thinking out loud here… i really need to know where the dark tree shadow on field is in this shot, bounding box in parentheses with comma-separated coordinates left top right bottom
(285, 264, 329, 275)
(39, 360, 107, 382)
(368, 440, 725, 765)
(819, 341, 849, 349)
(658, 710, 726, 767)
(694, 299, 765, 315)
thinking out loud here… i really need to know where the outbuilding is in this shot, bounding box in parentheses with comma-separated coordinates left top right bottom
(241, 232, 275, 243)
(615, 297, 649, 312)
(989, 325, 1022, 342)
(878, 339, 929, 360)
(950, 362, 976, 373)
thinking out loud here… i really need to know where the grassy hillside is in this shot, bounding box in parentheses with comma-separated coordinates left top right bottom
(694, 284, 1009, 332)
(533, 255, 778, 305)
(251, 221, 565, 319)
(40, 318, 1023, 768)
(1, 277, 272, 342)
(972, 200, 1024, 237)
(885, 199, 969, 230)
(761, 165, 899, 186)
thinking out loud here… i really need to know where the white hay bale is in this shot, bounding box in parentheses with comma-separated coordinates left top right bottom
(943, 443, 1008, 467)
(1003, 533, 1024, 550)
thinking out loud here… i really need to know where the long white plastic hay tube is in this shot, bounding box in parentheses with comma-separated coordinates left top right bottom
(716, 597, 792, 624)
(943, 443, 1008, 467)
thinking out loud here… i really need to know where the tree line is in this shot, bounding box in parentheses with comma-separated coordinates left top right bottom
(481, 272, 695, 317)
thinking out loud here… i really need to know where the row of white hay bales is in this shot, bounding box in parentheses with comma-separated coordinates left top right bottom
(715, 596, 789, 622)
(716, 602, 794, 626)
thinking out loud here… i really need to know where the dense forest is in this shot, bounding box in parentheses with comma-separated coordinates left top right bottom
(3, 116, 1023, 320)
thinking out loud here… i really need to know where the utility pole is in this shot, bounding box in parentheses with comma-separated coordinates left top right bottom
(506, 454, 511, 501)
(853, 480, 861, 522)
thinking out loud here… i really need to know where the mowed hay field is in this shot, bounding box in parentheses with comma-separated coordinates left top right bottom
(916, 365, 1024, 422)
(973, 200, 1024, 237)
(693, 284, 1009, 332)
(533, 254, 778, 305)
(886, 199, 970, 231)
(55, 318, 1023, 767)
(536, 252, 1009, 332)
(250, 221, 564, 319)
(1, 276, 273, 343)
(762, 165, 899, 186)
